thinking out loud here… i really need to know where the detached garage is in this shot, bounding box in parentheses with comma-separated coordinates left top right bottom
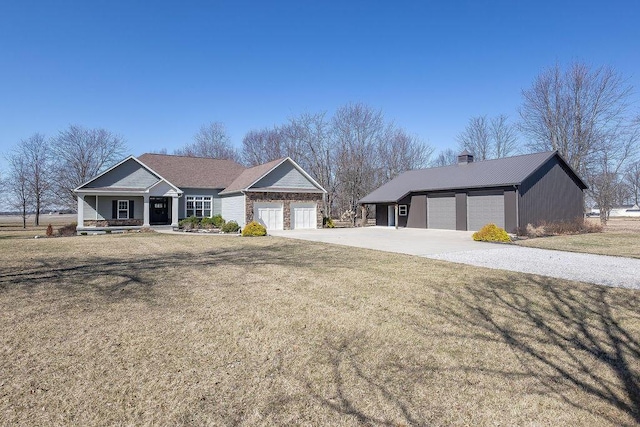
(360, 151, 587, 233)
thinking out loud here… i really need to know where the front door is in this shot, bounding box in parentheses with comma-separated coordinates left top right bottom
(150, 197, 169, 225)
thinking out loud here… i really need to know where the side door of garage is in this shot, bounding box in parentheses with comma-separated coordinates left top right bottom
(427, 194, 456, 230)
(467, 190, 505, 230)
(254, 202, 284, 230)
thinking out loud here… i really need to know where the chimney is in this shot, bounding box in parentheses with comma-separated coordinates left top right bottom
(458, 150, 474, 164)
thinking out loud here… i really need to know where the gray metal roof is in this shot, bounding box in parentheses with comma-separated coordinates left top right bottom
(360, 151, 586, 204)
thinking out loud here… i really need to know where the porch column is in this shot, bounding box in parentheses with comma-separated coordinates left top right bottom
(143, 195, 150, 227)
(77, 195, 84, 228)
(394, 204, 399, 230)
(171, 195, 179, 226)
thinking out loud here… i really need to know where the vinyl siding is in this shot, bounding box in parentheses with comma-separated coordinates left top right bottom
(518, 156, 584, 227)
(83, 196, 144, 220)
(85, 159, 160, 189)
(221, 194, 246, 227)
(252, 161, 317, 190)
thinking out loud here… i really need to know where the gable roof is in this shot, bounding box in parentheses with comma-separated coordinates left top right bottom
(137, 153, 246, 189)
(74, 155, 181, 194)
(359, 151, 587, 204)
(219, 157, 326, 195)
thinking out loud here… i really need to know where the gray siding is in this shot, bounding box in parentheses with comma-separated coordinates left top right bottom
(178, 188, 221, 219)
(85, 159, 160, 189)
(221, 194, 246, 227)
(406, 195, 426, 228)
(518, 156, 585, 227)
(252, 162, 317, 190)
(455, 192, 467, 231)
(397, 195, 411, 227)
(83, 195, 144, 220)
(504, 189, 517, 233)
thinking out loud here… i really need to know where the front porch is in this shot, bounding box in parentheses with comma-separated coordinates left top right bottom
(76, 192, 181, 232)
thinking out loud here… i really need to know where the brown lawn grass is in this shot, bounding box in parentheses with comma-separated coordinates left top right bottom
(1, 233, 639, 426)
(517, 218, 640, 258)
(0, 214, 76, 239)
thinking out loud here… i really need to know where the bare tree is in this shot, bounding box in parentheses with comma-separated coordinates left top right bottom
(285, 112, 336, 217)
(457, 115, 519, 160)
(16, 133, 52, 226)
(378, 128, 433, 181)
(624, 161, 640, 205)
(457, 116, 491, 160)
(6, 152, 31, 228)
(241, 126, 298, 166)
(519, 62, 639, 223)
(332, 103, 387, 220)
(491, 115, 519, 158)
(52, 125, 127, 209)
(431, 148, 459, 167)
(175, 122, 241, 162)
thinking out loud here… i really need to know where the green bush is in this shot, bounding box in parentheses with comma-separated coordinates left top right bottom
(472, 223, 511, 243)
(323, 217, 335, 228)
(212, 214, 225, 228)
(221, 220, 240, 233)
(200, 216, 215, 229)
(242, 221, 267, 237)
(179, 216, 201, 230)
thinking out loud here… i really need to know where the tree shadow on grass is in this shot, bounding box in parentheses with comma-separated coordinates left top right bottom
(415, 276, 640, 426)
(0, 240, 345, 304)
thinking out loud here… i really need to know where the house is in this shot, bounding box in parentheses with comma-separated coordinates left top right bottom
(74, 154, 326, 232)
(359, 151, 587, 233)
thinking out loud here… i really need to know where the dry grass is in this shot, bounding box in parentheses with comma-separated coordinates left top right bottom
(0, 214, 76, 239)
(518, 218, 640, 258)
(1, 233, 639, 426)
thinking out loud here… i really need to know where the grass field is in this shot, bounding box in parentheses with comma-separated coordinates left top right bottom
(517, 218, 640, 258)
(1, 231, 639, 426)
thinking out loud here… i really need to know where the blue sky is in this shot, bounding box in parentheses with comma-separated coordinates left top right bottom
(1, 1, 639, 166)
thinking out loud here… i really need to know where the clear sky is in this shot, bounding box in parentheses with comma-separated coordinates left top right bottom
(1, 1, 639, 165)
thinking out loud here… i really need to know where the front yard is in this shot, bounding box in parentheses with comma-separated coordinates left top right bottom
(516, 218, 640, 258)
(1, 233, 638, 426)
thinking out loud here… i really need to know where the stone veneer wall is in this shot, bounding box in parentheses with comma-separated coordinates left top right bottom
(245, 192, 323, 230)
(83, 219, 144, 227)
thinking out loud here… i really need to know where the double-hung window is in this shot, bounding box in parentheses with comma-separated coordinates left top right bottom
(186, 196, 212, 218)
(117, 200, 129, 219)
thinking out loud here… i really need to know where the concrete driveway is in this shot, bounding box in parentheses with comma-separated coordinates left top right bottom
(269, 227, 640, 289)
(269, 226, 499, 256)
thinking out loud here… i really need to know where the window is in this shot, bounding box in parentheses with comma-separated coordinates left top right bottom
(186, 195, 213, 218)
(398, 205, 408, 216)
(117, 200, 129, 219)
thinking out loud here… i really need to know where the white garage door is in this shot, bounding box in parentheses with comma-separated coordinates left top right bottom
(291, 203, 317, 229)
(254, 202, 283, 230)
(427, 195, 456, 230)
(467, 192, 504, 231)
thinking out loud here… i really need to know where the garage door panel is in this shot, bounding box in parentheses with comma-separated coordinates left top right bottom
(467, 193, 504, 230)
(291, 203, 317, 229)
(427, 195, 456, 229)
(254, 202, 283, 230)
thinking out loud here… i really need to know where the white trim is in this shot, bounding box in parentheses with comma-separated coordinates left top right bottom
(185, 195, 213, 218)
(399, 205, 408, 216)
(222, 157, 327, 195)
(73, 155, 182, 195)
(117, 200, 130, 219)
(241, 188, 325, 193)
